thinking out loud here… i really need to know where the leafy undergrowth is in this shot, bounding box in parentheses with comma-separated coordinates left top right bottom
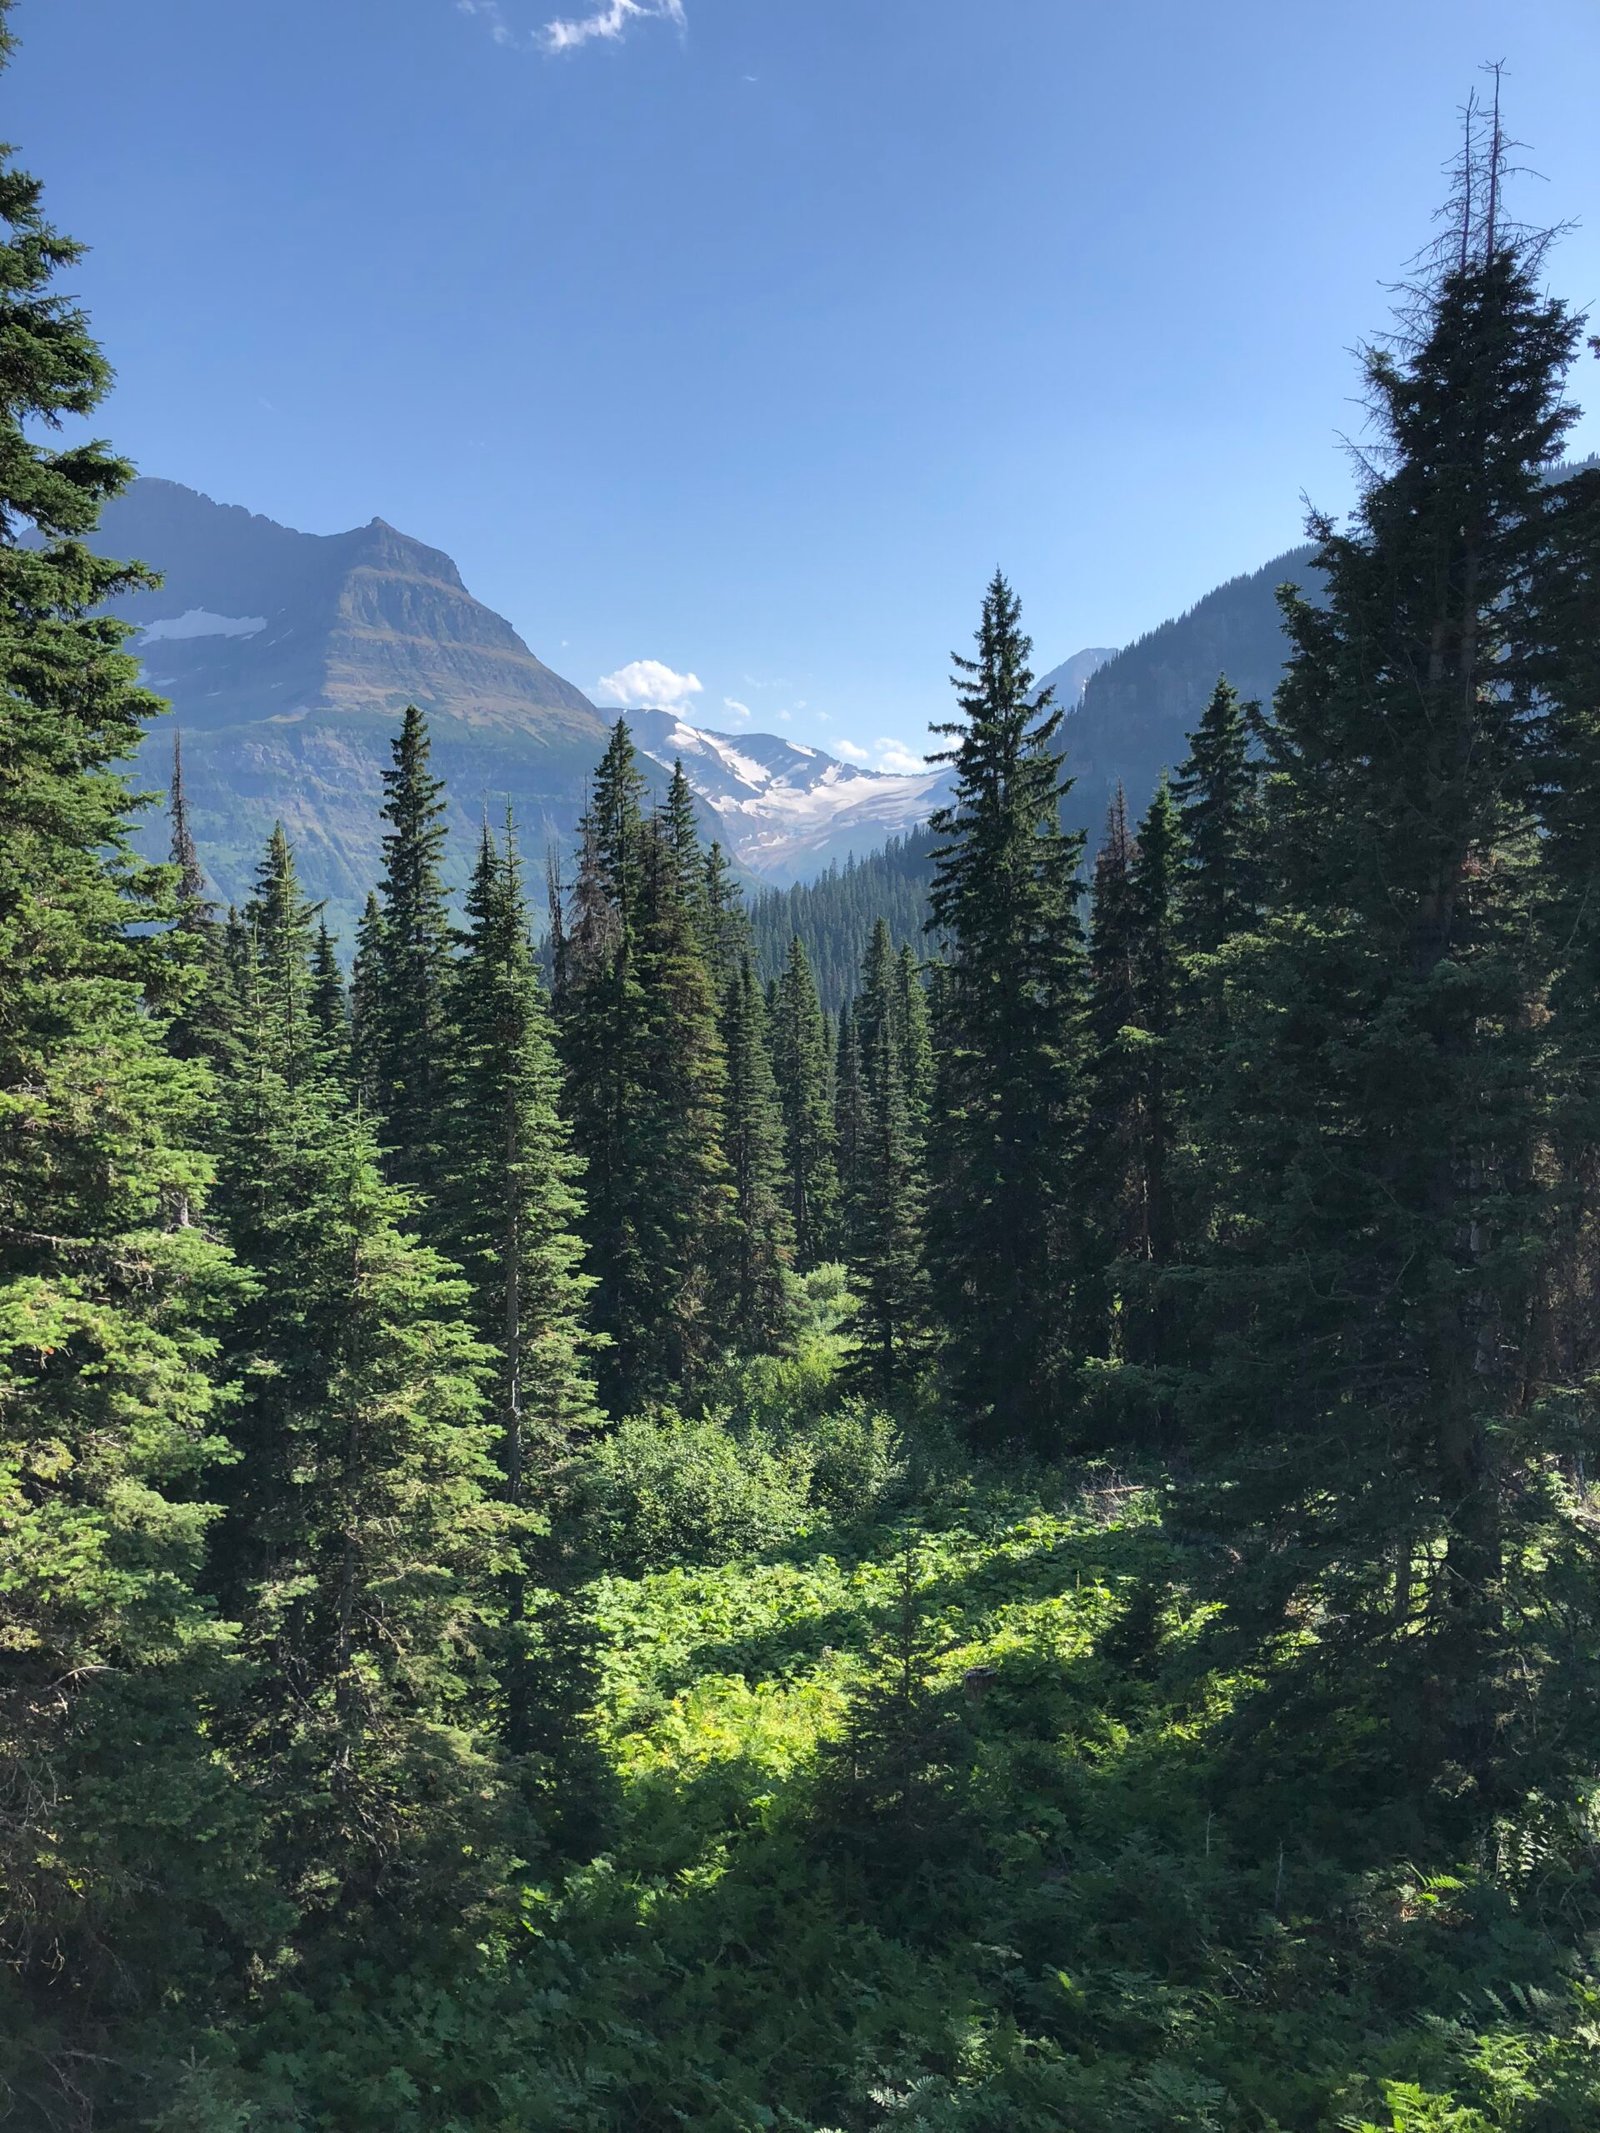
(188, 1467, 1600, 2132)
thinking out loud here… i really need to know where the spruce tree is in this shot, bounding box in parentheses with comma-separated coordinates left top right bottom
(771, 934, 841, 1269)
(720, 955, 795, 1352)
(368, 705, 455, 1205)
(349, 888, 386, 1110)
(895, 942, 935, 1131)
(215, 828, 515, 1925)
(1082, 788, 1142, 1357)
(164, 730, 239, 1074)
(926, 573, 1090, 1445)
(0, 54, 264, 2053)
(309, 918, 350, 1080)
(439, 824, 600, 1752)
(1171, 677, 1266, 956)
(1190, 150, 1585, 1788)
(834, 1005, 867, 1245)
(848, 931, 931, 1406)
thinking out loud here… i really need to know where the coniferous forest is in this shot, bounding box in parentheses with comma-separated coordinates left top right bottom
(7, 14, 1600, 2127)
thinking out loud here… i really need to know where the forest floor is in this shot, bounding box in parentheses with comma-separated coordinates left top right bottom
(235, 1449, 1600, 2132)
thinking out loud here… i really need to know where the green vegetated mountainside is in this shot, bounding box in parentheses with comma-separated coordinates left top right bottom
(751, 824, 940, 1011)
(97, 477, 626, 939)
(1060, 542, 1322, 838)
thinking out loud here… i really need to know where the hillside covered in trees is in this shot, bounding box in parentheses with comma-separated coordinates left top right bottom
(7, 19, 1600, 2131)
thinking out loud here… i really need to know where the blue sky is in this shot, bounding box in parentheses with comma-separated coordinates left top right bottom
(15, 0, 1600, 768)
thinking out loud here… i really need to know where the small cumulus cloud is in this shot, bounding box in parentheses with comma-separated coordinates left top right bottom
(836, 739, 872, 764)
(597, 658, 703, 710)
(876, 739, 928, 775)
(723, 698, 753, 720)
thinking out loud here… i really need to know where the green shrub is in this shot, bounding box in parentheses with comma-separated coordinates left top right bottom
(577, 1406, 811, 1572)
(807, 1397, 907, 1523)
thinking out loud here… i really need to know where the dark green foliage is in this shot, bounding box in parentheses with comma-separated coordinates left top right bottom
(750, 825, 939, 1013)
(720, 956, 795, 1354)
(847, 921, 932, 1404)
(1171, 675, 1266, 954)
(163, 730, 241, 1075)
(927, 573, 1090, 1446)
(770, 934, 841, 1269)
(366, 704, 455, 1206)
(0, 54, 265, 2086)
(308, 917, 350, 1076)
(1186, 192, 1585, 1788)
(439, 824, 601, 1752)
(215, 825, 517, 1926)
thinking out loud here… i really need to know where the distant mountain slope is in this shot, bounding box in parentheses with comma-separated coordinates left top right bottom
(95, 479, 620, 939)
(625, 707, 954, 883)
(749, 826, 939, 1014)
(1034, 645, 1118, 706)
(1054, 544, 1322, 839)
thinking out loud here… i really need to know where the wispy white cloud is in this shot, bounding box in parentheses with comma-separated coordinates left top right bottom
(597, 657, 703, 710)
(457, 0, 685, 54)
(875, 738, 928, 776)
(836, 739, 872, 764)
(723, 697, 753, 720)
(457, 0, 516, 44)
(543, 0, 685, 53)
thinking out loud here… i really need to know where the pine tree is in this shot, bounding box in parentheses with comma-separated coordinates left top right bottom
(1083, 788, 1142, 1357)
(163, 732, 242, 1083)
(1171, 677, 1266, 956)
(309, 918, 350, 1080)
(622, 820, 736, 1403)
(704, 837, 751, 996)
(368, 705, 455, 1206)
(771, 935, 841, 1269)
(1190, 145, 1585, 1788)
(349, 888, 386, 1110)
(848, 925, 930, 1404)
(896, 943, 935, 1131)
(834, 1006, 867, 1242)
(0, 53, 265, 2053)
(439, 825, 600, 1752)
(1123, 779, 1182, 1365)
(215, 828, 515, 1925)
(926, 573, 1090, 1446)
(720, 956, 795, 1353)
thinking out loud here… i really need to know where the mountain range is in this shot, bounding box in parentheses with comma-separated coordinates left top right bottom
(95, 476, 1345, 941)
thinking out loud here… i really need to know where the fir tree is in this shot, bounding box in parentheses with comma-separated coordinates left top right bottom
(1190, 151, 1585, 1788)
(848, 925, 930, 1403)
(895, 942, 935, 1131)
(834, 1005, 867, 1244)
(439, 824, 601, 1752)
(368, 705, 455, 1205)
(927, 573, 1090, 1446)
(0, 55, 265, 2048)
(720, 956, 795, 1352)
(309, 919, 350, 1080)
(349, 888, 386, 1111)
(771, 934, 841, 1269)
(1171, 676, 1266, 956)
(164, 731, 241, 1077)
(704, 837, 751, 996)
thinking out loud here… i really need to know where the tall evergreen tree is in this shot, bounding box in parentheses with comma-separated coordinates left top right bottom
(216, 827, 515, 1926)
(440, 825, 600, 1750)
(0, 57, 265, 2063)
(895, 943, 935, 1131)
(704, 837, 751, 996)
(1171, 677, 1266, 956)
(834, 1005, 867, 1241)
(848, 929, 931, 1404)
(720, 955, 795, 1352)
(309, 918, 350, 1079)
(926, 573, 1090, 1445)
(1190, 152, 1585, 1787)
(349, 887, 386, 1111)
(164, 731, 241, 1077)
(771, 934, 841, 1269)
(368, 705, 455, 1205)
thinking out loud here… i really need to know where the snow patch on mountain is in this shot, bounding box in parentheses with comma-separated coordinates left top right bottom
(625, 707, 953, 883)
